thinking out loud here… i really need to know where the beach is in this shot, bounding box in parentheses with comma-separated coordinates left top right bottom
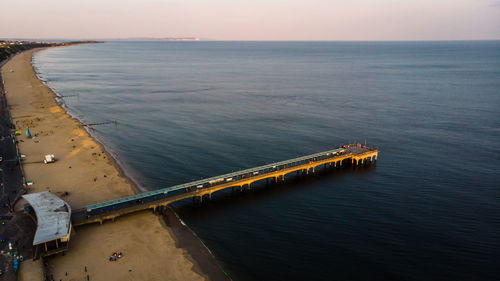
(1, 49, 209, 281)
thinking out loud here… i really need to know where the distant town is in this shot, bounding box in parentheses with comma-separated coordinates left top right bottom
(0, 40, 100, 63)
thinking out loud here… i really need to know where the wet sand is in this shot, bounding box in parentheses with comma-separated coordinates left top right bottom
(1, 49, 218, 281)
(163, 207, 232, 281)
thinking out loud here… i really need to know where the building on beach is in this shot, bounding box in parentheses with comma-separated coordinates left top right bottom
(22, 191, 72, 259)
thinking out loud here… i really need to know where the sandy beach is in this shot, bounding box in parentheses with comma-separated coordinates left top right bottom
(1, 49, 208, 281)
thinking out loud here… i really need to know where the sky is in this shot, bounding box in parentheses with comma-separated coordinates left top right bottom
(1, 0, 499, 40)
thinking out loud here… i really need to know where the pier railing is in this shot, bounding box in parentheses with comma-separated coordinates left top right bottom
(72, 144, 378, 226)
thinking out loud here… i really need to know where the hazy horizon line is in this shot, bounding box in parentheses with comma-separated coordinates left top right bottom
(2, 37, 500, 42)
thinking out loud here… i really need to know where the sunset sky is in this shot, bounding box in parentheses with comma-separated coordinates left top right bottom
(1, 0, 499, 40)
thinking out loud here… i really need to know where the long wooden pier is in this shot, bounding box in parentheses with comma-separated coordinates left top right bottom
(72, 144, 378, 226)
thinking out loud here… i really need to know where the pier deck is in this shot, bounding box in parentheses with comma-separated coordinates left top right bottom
(72, 144, 378, 226)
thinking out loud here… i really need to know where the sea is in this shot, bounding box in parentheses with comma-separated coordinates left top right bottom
(33, 41, 500, 281)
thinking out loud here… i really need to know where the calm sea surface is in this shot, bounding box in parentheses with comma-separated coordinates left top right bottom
(33, 41, 500, 281)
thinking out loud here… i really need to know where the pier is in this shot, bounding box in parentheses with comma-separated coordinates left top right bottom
(72, 144, 378, 226)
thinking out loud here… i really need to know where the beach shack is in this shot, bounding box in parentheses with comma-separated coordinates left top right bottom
(22, 192, 72, 259)
(44, 154, 55, 164)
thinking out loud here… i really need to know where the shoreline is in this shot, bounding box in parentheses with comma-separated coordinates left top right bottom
(163, 207, 232, 281)
(30, 46, 231, 280)
(30, 47, 146, 195)
(2, 47, 230, 281)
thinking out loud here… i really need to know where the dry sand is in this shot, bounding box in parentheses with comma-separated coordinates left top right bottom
(2, 49, 207, 281)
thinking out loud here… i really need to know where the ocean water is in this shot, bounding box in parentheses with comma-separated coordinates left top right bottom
(33, 41, 500, 281)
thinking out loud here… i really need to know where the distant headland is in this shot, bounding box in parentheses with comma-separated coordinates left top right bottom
(116, 37, 200, 41)
(161, 37, 200, 41)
